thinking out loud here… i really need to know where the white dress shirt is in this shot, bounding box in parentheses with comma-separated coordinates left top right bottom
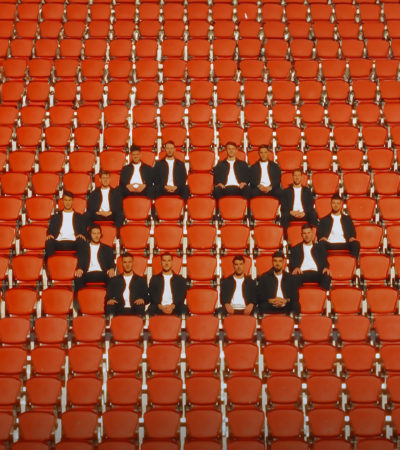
(99, 187, 111, 212)
(275, 273, 284, 298)
(130, 163, 143, 185)
(161, 274, 174, 305)
(230, 276, 246, 310)
(57, 211, 75, 241)
(260, 161, 271, 187)
(328, 214, 346, 243)
(293, 186, 304, 212)
(226, 160, 239, 186)
(123, 274, 133, 308)
(301, 243, 318, 272)
(88, 243, 102, 272)
(166, 159, 175, 186)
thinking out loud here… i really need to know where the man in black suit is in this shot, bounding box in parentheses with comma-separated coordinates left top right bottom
(45, 191, 86, 258)
(219, 255, 257, 315)
(249, 145, 282, 199)
(257, 251, 300, 315)
(289, 223, 331, 290)
(213, 142, 250, 199)
(105, 253, 149, 316)
(148, 253, 189, 316)
(317, 194, 360, 258)
(74, 225, 116, 291)
(153, 141, 190, 200)
(87, 169, 124, 229)
(119, 146, 154, 199)
(281, 169, 318, 230)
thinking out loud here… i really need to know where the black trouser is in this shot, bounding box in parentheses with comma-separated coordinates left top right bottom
(259, 299, 300, 315)
(281, 210, 319, 230)
(74, 271, 108, 292)
(106, 303, 146, 316)
(320, 240, 360, 258)
(154, 185, 190, 200)
(147, 303, 189, 316)
(217, 304, 257, 316)
(298, 270, 331, 291)
(45, 238, 86, 259)
(122, 186, 154, 200)
(92, 213, 124, 229)
(213, 185, 250, 199)
(250, 186, 283, 200)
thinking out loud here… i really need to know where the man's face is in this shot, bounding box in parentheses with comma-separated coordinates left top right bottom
(302, 227, 313, 244)
(131, 150, 141, 164)
(165, 143, 175, 158)
(272, 257, 284, 273)
(161, 255, 173, 272)
(62, 195, 73, 210)
(292, 171, 302, 186)
(90, 228, 102, 243)
(259, 147, 269, 162)
(122, 256, 134, 273)
(233, 259, 245, 276)
(226, 144, 237, 159)
(100, 173, 111, 188)
(331, 199, 342, 213)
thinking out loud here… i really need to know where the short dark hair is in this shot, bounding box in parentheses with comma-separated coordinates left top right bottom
(233, 255, 245, 263)
(225, 141, 237, 148)
(272, 250, 285, 259)
(63, 191, 74, 199)
(292, 168, 302, 175)
(130, 145, 141, 153)
(122, 253, 134, 259)
(89, 224, 102, 234)
(164, 140, 175, 147)
(259, 145, 270, 152)
(301, 223, 313, 231)
(161, 252, 173, 260)
(331, 193, 342, 201)
(99, 169, 110, 176)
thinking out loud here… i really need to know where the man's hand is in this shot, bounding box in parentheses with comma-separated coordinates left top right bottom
(75, 268, 84, 278)
(244, 304, 254, 315)
(134, 298, 145, 305)
(76, 234, 86, 240)
(292, 267, 302, 275)
(107, 268, 116, 278)
(165, 185, 177, 193)
(349, 237, 356, 242)
(46, 234, 54, 241)
(107, 299, 117, 305)
(225, 304, 234, 315)
(319, 237, 328, 242)
(258, 184, 270, 193)
(216, 183, 225, 189)
(159, 304, 175, 314)
(127, 184, 136, 192)
(239, 182, 247, 189)
(323, 267, 331, 276)
(269, 297, 287, 308)
(136, 184, 146, 192)
(97, 211, 112, 217)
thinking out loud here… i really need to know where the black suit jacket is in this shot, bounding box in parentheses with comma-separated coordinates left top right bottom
(153, 159, 187, 189)
(87, 187, 123, 217)
(106, 274, 149, 307)
(77, 242, 115, 272)
(282, 185, 315, 215)
(289, 242, 328, 273)
(213, 160, 249, 186)
(249, 161, 281, 189)
(47, 212, 86, 239)
(317, 214, 356, 241)
(257, 270, 299, 304)
(120, 163, 154, 189)
(148, 273, 187, 309)
(220, 276, 257, 305)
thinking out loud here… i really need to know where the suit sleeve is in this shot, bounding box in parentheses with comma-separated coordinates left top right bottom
(302, 187, 315, 213)
(110, 188, 123, 215)
(77, 243, 89, 271)
(286, 274, 299, 304)
(176, 161, 187, 188)
(317, 217, 329, 240)
(119, 165, 131, 187)
(270, 163, 281, 189)
(86, 190, 98, 217)
(238, 161, 249, 184)
(220, 278, 232, 305)
(344, 216, 356, 239)
(102, 245, 115, 271)
(106, 276, 119, 301)
(288, 245, 301, 272)
(256, 275, 270, 306)
(148, 276, 160, 305)
(75, 213, 87, 236)
(133, 276, 150, 304)
(153, 162, 163, 189)
(213, 162, 225, 185)
(249, 164, 258, 188)
(316, 243, 328, 270)
(173, 275, 187, 307)
(245, 278, 257, 304)
(47, 214, 58, 236)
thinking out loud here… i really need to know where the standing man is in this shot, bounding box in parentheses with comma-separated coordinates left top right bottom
(45, 191, 86, 258)
(257, 251, 300, 315)
(213, 142, 250, 199)
(219, 255, 257, 315)
(105, 253, 149, 316)
(317, 194, 360, 258)
(74, 225, 115, 291)
(153, 141, 190, 200)
(119, 146, 154, 198)
(281, 169, 318, 230)
(87, 169, 124, 229)
(148, 253, 188, 316)
(249, 145, 282, 199)
(289, 224, 331, 290)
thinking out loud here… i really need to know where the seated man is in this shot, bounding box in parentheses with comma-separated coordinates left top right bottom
(249, 145, 282, 199)
(289, 223, 331, 290)
(119, 145, 154, 198)
(213, 142, 250, 199)
(153, 141, 190, 200)
(105, 253, 149, 316)
(45, 191, 86, 258)
(317, 194, 360, 258)
(74, 225, 115, 291)
(257, 251, 300, 315)
(219, 255, 257, 315)
(148, 253, 189, 316)
(87, 169, 124, 229)
(281, 169, 318, 230)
